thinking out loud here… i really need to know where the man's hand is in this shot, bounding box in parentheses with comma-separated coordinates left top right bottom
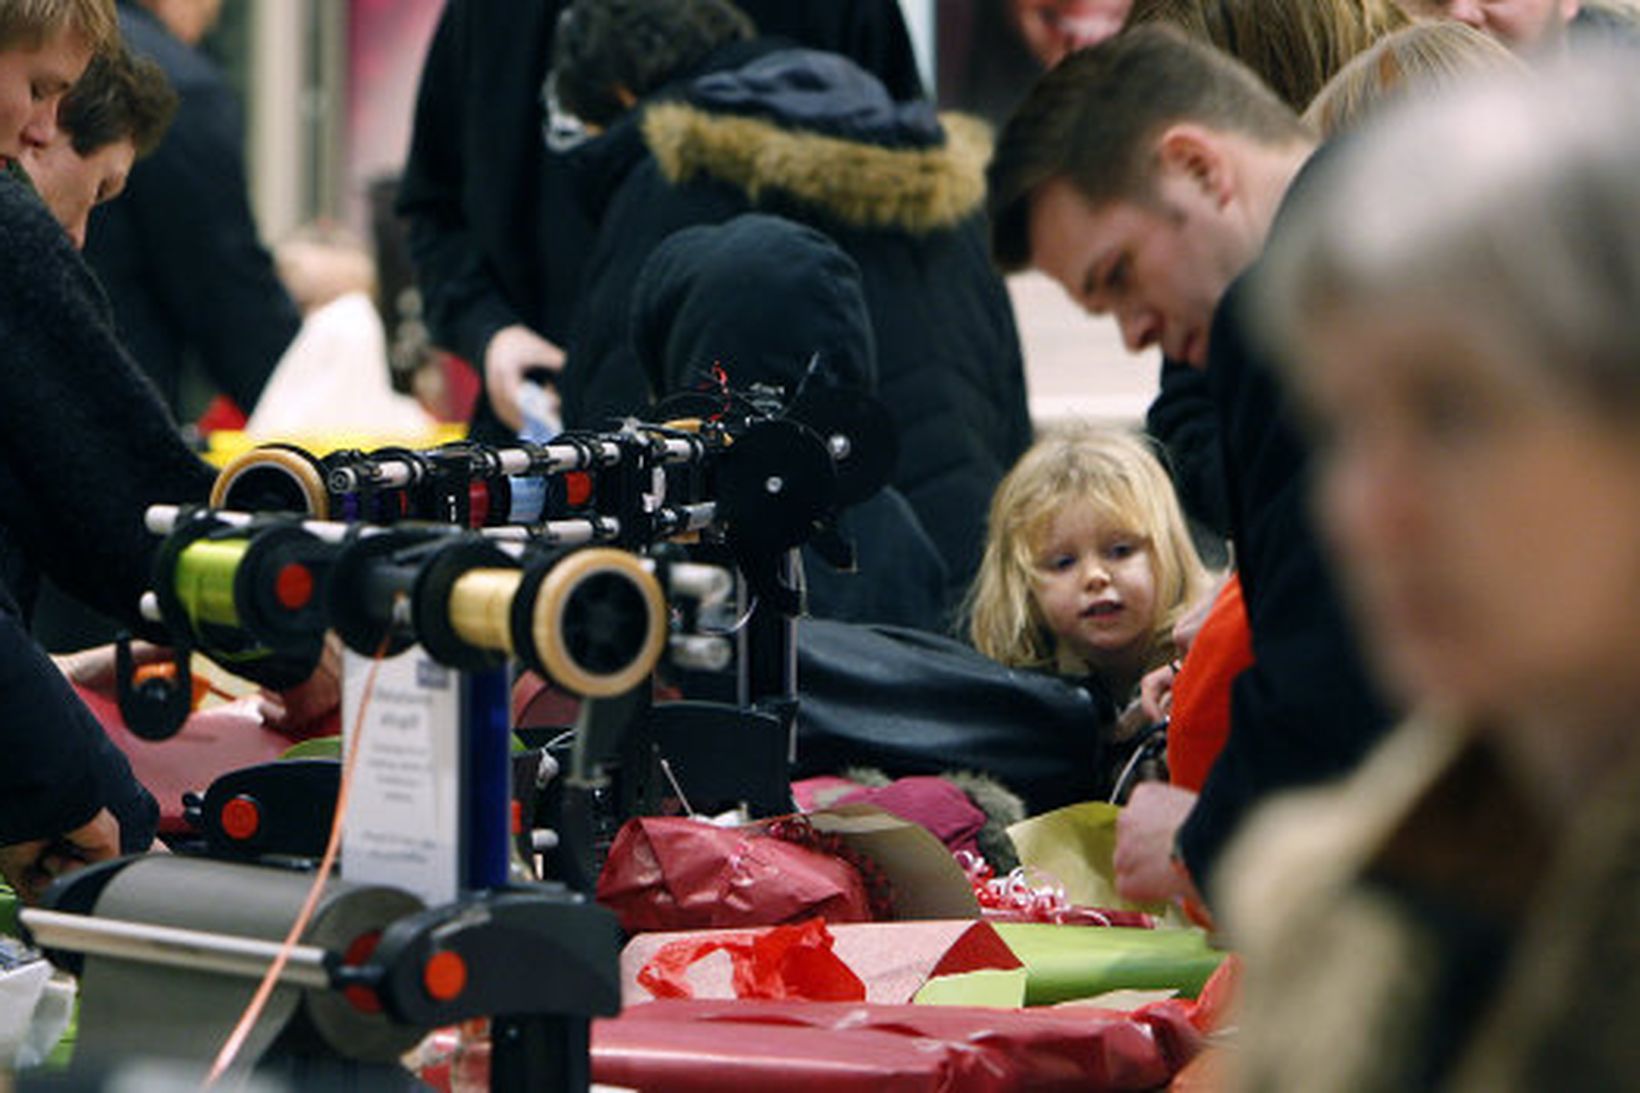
(1137, 661, 1178, 726)
(260, 637, 341, 734)
(1114, 782, 1201, 904)
(0, 809, 121, 905)
(484, 324, 564, 433)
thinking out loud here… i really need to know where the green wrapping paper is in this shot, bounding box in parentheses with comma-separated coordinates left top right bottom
(993, 923, 1225, 1004)
(1, 885, 15, 938)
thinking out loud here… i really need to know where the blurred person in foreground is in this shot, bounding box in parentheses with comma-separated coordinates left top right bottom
(1227, 51, 1640, 1090)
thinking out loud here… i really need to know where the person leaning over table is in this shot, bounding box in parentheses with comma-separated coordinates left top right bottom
(0, 0, 335, 905)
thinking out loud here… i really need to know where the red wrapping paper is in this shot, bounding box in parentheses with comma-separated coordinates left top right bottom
(82, 685, 318, 833)
(623, 920, 1024, 1006)
(593, 997, 1205, 1092)
(596, 816, 872, 933)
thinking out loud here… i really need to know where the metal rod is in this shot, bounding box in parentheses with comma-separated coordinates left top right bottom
(20, 908, 334, 989)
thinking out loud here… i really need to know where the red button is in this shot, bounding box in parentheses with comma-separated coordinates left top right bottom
(565, 471, 593, 508)
(468, 482, 491, 528)
(221, 795, 261, 841)
(341, 931, 383, 1014)
(274, 562, 314, 610)
(423, 950, 468, 1002)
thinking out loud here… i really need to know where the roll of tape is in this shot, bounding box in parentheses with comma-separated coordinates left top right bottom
(75, 857, 422, 1079)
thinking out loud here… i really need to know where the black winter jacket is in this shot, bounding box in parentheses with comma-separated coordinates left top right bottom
(0, 171, 218, 849)
(564, 45, 1032, 598)
(1177, 267, 1395, 895)
(396, 0, 924, 444)
(631, 212, 949, 630)
(83, 1, 299, 417)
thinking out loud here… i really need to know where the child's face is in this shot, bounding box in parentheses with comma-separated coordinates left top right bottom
(0, 31, 90, 164)
(1029, 506, 1159, 675)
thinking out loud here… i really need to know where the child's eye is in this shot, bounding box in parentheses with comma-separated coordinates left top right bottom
(1042, 553, 1076, 573)
(1105, 541, 1139, 560)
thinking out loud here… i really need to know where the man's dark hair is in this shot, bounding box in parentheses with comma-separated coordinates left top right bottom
(987, 25, 1310, 271)
(60, 43, 177, 158)
(550, 0, 755, 129)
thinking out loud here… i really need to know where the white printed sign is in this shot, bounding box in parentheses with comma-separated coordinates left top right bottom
(339, 647, 462, 904)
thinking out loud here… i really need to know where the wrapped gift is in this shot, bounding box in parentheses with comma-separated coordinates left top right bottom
(593, 997, 1204, 1092)
(992, 923, 1225, 1004)
(597, 806, 981, 934)
(621, 919, 1025, 1006)
(596, 816, 875, 934)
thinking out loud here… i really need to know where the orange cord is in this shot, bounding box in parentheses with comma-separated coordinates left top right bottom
(203, 615, 399, 1087)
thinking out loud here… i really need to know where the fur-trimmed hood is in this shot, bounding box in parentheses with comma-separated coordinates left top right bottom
(640, 49, 993, 235)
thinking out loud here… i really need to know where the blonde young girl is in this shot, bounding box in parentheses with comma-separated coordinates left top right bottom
(968, 425, 1209, 704)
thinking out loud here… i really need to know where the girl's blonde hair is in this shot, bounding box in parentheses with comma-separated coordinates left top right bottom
(1303, 21, 1524, 137)
(967, 424, 1210, 673)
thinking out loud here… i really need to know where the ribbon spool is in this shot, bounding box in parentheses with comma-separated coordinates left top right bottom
(326, 530, 480, 664)
(152, 516, 322, 689)
(508, 548, 666, 697)
(211, 444, 331, 518)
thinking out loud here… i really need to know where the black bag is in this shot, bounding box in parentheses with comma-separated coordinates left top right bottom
(792, 620, 1113, 815)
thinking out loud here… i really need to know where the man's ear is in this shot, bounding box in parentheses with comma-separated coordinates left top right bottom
(1155, 124, 1234, 208)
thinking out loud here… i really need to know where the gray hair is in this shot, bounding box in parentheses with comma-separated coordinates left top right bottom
(1255, 49, 1640, 419)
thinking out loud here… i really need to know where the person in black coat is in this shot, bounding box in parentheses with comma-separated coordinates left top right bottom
(631, 212, 950, 630)
(986, 29, 1393, 906)
(0, 159, 213, 897)
(82, 0, 299, 420)
(554, 1, 1033, 605)
(395, 0, 924, 445)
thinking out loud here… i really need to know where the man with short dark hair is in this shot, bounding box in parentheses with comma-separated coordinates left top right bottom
(21, 40, 175, 248)
(988, 26, 1393, 909)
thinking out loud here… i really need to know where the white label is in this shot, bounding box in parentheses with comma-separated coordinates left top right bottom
(339, 646, 461, 904)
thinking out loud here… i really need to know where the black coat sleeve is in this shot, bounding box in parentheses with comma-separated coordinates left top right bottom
(396, 1, 524, 372)
(0, 176, 216, 637)
(0, 605, 156, 849)
(116, 71, 299, 413)
(1176, 280, 1394, 895)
